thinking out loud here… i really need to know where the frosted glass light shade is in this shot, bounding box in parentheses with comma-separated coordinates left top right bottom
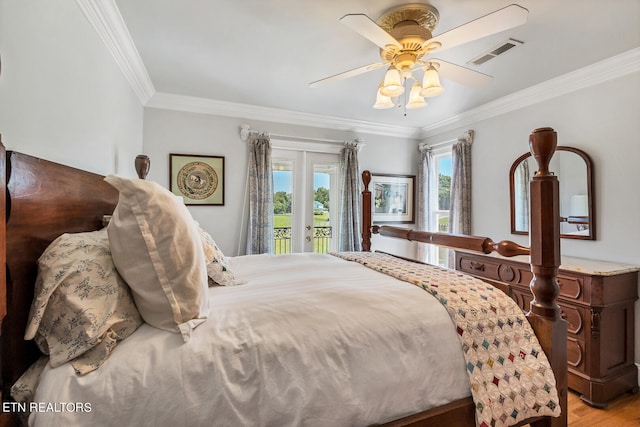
(406, 82, 427, 109)
(420, 65, 444, 97)
(373, 87, 394, 109)
(380, 67, 405, 97)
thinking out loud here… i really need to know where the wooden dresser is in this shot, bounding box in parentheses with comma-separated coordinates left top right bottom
(455, 251, 639, 408)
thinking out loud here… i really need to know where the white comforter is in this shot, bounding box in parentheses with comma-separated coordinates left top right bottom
(30, 253, 470, 427)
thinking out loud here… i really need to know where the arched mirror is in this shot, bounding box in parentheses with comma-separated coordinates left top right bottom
(510, 146, 595, 240)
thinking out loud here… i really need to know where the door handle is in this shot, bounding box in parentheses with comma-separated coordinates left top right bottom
(306, 225, 311, 230)
(306, 236, 311, 242)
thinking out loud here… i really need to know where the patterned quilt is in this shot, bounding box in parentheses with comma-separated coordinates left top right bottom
(332, 252, 560, 427)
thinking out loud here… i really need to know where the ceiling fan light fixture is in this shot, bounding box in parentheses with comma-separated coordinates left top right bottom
(380, 67, 405, 97)
(373, 84, 395, 109)
(420, 65, 444, 97)
(406, 81, 427, 109)
(317, 3, 522, 114)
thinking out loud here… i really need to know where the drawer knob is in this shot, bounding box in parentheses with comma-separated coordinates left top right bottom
(499, 265, 516, 282)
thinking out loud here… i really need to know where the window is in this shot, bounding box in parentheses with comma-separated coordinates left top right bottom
(430, 150, 452, 267)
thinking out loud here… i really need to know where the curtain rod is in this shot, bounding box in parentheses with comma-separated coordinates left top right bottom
(271, 133, 346, 145)
(239, 124, 346, 145)
(419, 129, 474, 151)
(423, 138, 458, 149)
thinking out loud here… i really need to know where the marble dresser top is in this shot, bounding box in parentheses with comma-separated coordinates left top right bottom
(462, 251, 640, 277)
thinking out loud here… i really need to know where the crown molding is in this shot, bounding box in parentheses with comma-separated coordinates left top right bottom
(76, 0, 155, 104)
(146, 92, 422, 139)
(419, 47, 640, 138)
(148, 48, 638, 141)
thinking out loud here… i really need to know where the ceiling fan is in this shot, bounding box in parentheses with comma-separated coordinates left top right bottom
(309, 3, 528, 110)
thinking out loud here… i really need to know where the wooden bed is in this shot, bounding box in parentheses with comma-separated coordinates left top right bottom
(0, 127, 568, 426)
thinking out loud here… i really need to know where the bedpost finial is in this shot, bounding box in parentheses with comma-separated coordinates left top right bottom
(362, 170, 371, 191)
(529, 127, 557, 176)
(135, 155, 150, 180)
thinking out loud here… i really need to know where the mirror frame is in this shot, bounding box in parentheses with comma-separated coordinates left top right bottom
(509, 146, 595, 240)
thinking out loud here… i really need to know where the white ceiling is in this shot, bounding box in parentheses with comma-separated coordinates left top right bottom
(113, 0, 640, 132)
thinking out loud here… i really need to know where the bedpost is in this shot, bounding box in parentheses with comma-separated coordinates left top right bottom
(527, 127, 568, 427)
(362, 170, 372, 251)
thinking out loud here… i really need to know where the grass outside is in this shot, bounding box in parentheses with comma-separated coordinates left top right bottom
(274, 212, 330, 227)
(273, 212, 331, 254)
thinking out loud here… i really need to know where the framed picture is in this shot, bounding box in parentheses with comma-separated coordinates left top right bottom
(371, 173, 415, 224)
(170, 153, 224, 205)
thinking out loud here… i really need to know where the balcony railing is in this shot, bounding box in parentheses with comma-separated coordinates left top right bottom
(274, 226, 332, 254)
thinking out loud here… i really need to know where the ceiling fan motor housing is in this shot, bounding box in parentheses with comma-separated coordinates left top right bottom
(376, 4, 440, 70)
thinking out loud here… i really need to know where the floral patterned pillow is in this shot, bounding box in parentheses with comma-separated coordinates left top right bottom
(197, 225, 245, 286)
(25, 229, 143, 375)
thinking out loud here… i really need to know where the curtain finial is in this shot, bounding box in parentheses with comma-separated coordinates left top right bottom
(458, 129, 474, 144)
(345, 138, 364, 151)
(418, 142, 431, 153)
(240, 124, 251, 142)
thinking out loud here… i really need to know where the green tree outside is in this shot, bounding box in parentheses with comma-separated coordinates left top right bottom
(439, 174, 451, 210)
(273, 191, 292, 215)
(314, 187, 329, 211)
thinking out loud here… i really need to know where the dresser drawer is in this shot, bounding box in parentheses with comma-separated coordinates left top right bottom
(508, 288, 587, 340)
(567, 337, 586, 374)
(557, 275, 583, 300)
(457, 255, 499, 278)
(457, 253, 586, 303)
(559, 304, 585, 337)
(457, 254, 524, 284)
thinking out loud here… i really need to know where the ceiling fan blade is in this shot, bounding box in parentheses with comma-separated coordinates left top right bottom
(309, 62, 386, 88)
(423, 4, 528, 53)
(428, 59, 493, 88)
(340, 14, 402, 50)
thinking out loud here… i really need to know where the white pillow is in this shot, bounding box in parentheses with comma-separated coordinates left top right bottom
(105, 175, 209, 341)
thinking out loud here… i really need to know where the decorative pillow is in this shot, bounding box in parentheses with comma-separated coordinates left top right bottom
(24, 229, 143, 374)
(11, 356, 49, 406)
(105, 175, 209, 341)
(10, 356, 49, 423)
(197, 224, 245, 286)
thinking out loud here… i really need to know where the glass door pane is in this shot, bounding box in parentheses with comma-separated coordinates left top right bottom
(273, 159, 294, 254)
(310, 160, 338, 253)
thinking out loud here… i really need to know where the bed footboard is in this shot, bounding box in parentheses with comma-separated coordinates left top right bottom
(361, 127, 568, 427)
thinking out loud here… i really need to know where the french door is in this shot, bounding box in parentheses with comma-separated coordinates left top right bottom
(272, 149, 340, 253)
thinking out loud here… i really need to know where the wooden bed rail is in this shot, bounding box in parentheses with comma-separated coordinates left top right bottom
(362, 169, 529, 258)
(372, 225, 530, 258)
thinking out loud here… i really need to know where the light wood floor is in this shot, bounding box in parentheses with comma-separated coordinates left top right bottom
(567, 390, 640, 426)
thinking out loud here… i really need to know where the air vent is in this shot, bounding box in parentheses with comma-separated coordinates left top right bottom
(468, 38, 523, 66)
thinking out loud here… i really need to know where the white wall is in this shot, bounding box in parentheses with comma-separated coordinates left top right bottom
(425, 72, 640, 372)
(142, 107, 420, 256)
(0, 0, 143, 176)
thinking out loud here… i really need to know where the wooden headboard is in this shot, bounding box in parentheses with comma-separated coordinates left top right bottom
(0, 140, 119, 405)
